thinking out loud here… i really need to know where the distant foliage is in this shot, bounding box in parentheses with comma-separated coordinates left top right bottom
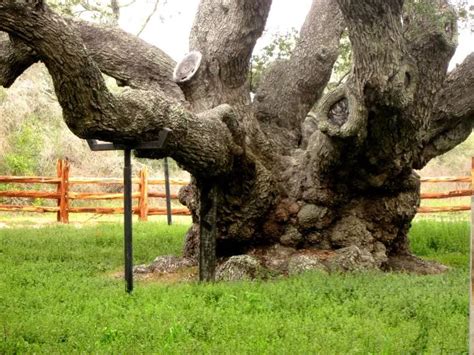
(326, 31, 352, 90)
(332, 32, 351, 79)
(449, 0, 473, 30)
(48, 0, 117, 24)
(404, 0, 458, 38)
(2, 116, 43, 175)
(250, 29, 298, 92)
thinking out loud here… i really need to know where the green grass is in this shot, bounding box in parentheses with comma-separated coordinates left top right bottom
(410, 217, 470, 269)
(0, 219, 470, 353)
(0, 211, 192, 227)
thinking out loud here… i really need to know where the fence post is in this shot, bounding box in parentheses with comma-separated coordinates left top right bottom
(56, 159, 69, 223)
(56, 160, 61, 222)
(138, 167, 149, 221)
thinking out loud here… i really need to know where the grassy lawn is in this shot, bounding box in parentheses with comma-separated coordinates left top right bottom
(0, 218, 470, 353)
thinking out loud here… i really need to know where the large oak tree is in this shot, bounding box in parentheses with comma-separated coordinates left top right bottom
(1, 0, 472, 277)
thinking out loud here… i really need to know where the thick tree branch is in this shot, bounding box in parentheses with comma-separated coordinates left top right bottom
(72, 19, 183, 98)
(402, 0, 457, 130)
(181, 0, 272, 111)
(0, 15, 184, 100)
(0, 3, 235, 177)
(116, 93, 237, 177)
(0, 33, 38, 88)
(416, 120, 472, 169)
(433, 54, 474, 132)
(304, 0, 422, 183)
(337, 0, 416, 108)
(403, 0, 457, 74)
(415, 53, 474, 168)
(254, 0, 344, 149)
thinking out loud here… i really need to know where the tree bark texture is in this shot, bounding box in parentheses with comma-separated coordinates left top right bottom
(0, 0, 472, 276)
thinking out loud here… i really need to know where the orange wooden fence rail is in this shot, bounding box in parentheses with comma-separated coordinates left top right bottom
(0, 159, 473, 221)
(0, 160, 190, 223)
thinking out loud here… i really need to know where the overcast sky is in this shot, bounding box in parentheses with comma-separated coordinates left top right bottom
(118, 0, 473, 69)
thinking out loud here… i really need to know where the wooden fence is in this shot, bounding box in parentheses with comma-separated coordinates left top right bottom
(0, 159, 473, 221)
(418, 157, 473, 213)
(0, 160, 190, 223)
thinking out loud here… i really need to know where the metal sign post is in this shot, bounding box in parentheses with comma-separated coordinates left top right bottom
(123, 148, 133, 292)
(87, 128, 170, 293)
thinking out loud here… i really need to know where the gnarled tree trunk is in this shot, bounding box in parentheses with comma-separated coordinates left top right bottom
(1, 0, 472, 277)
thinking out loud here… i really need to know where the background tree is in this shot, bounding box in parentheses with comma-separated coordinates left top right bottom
(0, 0, 472, 277)
(48, 0, 120, 24)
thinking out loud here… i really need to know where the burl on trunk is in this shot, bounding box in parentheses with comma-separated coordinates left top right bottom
(0, 0, 472, 279)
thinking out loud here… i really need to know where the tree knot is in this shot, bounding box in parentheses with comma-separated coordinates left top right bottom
(388, 61, 419, 108)
(198, 104, 245, 156)
(314, 85, 367, 140)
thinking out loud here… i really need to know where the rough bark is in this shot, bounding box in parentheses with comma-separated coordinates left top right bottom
(0, 0, 472, 278)
(0, 33, 38, 88)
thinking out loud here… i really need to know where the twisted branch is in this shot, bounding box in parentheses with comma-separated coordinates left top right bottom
(0, 3, 236, 177)
(254, 0, 344, 151)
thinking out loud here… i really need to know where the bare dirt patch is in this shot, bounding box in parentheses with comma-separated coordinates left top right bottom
(110, 266, 198, 284)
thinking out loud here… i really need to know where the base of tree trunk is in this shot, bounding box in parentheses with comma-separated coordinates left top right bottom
(134, 245, 448, 282)
(155, 180, 449, 281)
